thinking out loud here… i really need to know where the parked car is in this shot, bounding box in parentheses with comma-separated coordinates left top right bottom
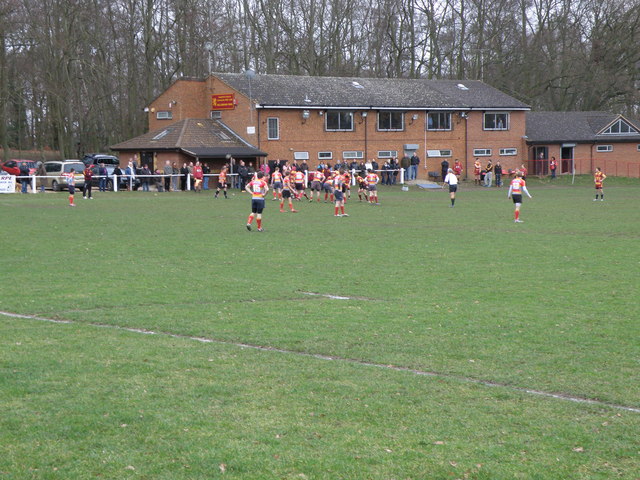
(88, 164, 140, 191)
(82, 153, 120, 167)
(41, 160, 86, 191)
(1, 159, 38, 176)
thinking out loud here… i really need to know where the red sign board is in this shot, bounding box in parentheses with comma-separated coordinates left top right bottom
(211, 94, 235, 110)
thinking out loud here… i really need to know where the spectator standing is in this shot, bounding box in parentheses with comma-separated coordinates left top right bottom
(520, 164, 528, 180)
(550, 157, 557, 179)
(98, 163, 108, 192)
(202, 163, 211, 190)
(400, 155, 410, 180)
(82, 164, 93, 199)
(163, 160, 172, 192)
(18, 161, 30, 193)
(494, 161, 503, 187)
(125, 161, 136, 190)
(410, 152, 420, 180)
(238, 160, 248, 191)
(171, 162, 179, 191)
(113, 165, 122, 190)
(180, 162, 189, 190)
(484, 160, 494, 187)
(140, 164, 151, 192)
(440, 159, 449, 182)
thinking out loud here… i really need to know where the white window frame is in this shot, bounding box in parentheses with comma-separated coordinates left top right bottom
(427, 150, 453, 158)
(427, 112, 452, 131)
(318, 151, 333, 160)
(377, 150, 398, 159)
(596, 145, 613, 152)
(499, 148, 518, 156)
(377, 111, 404, 131)
(473, 148, 492, 156)
(326, 111, 354, 131)
(637, 144, 640, 152)
(294, 152, 309, 161)
(342, 151, 364, 160)
(267, 117, 279, 140)
(156, 111, 173, 120)
(483, 112, 509, 131)
(603, 119, 638, 135)
(210, 111, 222, 119)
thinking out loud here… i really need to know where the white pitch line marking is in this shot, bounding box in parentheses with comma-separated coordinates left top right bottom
(2, 310, 639, 414)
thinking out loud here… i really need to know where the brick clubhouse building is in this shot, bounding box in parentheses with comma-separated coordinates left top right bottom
(112, 73, 640, 178)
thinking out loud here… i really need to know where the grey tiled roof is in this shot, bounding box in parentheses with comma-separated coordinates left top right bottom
(111, 119, 265, 157)
(214, 73, 530, 110)
(526, 111, 640, 143)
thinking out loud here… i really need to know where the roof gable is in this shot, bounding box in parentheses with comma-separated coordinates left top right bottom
(111, 119, 265, 157)
(212, 73, 530, 111)
(525, 111, 640, 143)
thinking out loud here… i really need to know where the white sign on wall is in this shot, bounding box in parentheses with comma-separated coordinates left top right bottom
(0, 175, 16, 193)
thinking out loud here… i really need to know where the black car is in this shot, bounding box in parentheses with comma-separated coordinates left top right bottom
(89, 164, 141, 191)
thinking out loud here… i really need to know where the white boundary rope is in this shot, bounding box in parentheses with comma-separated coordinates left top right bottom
(1, 310, 638, 414)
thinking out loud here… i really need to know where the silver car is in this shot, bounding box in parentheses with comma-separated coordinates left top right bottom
(41, 160, 86, 191)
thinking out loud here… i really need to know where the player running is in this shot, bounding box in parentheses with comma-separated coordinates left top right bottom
(214, 166, 228, 198)
(245, 171, 269, 231)
(507, 172, 532, 223)
(443, 168, 458, 207)
(594, 167, 606, 201)
(293, 169, 311, 201)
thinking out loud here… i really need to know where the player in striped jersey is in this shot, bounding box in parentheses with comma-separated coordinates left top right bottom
(593, 167, 606, 201)
(507, 172, 532, 223)
(311, 168, 325, 202)
(214, 166, 228, 198)
(365, 169, 380, 205)
(279, 174, 298, 213)
(332, 169, 348, 217)
(245, 172, 269, 231)
(271, 167, 283, 201)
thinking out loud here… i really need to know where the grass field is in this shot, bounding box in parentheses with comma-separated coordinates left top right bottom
(1, 175, 639, 479)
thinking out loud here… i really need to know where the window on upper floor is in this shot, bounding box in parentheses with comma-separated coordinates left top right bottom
(603, 119, 638, 135)
(156, 111, 173, 120)
(326, 111, 353, 131)
(483, 112, 509, 130)
(427, 112, 452, 131)
(378, 111, 404, 131)
(267, 118, 279, 140)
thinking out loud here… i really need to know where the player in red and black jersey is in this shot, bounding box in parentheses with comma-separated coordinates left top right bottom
(594, 167, 606, 201)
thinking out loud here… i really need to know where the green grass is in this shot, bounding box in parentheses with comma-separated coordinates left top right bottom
(1, 176, 639, 479)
